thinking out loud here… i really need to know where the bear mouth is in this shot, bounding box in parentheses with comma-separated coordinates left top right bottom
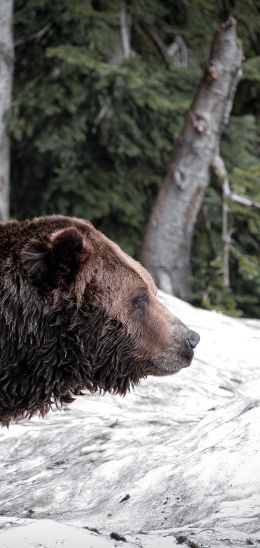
(150, 345, 194, 376)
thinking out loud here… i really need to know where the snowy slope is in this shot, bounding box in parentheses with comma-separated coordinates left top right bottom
(0, 291, 259, 547)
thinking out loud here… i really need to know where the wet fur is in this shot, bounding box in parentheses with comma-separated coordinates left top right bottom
(0, 217, 149, 425)
(0, 216, 194, 426)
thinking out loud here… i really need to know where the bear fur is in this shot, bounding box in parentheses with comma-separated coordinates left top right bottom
(0, 216, 199, 426)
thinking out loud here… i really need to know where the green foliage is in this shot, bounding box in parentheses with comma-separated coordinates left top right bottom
(11, 0, 260, 316)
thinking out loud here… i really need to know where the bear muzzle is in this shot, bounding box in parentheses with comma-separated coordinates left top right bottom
(150, 323, 200, 376)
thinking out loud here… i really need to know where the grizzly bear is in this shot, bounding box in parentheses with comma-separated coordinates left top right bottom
(0, 216, 199, 426)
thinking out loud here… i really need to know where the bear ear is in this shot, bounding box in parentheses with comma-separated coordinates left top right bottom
(21, 227, 91, 285)
(21, 239, 50, 281)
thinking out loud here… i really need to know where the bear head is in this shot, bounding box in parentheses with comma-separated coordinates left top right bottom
(0, 216, 200, 425)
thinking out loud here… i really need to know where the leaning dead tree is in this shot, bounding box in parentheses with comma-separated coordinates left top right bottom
(0, 0, 14, 222)
(141, 18, 242, 299)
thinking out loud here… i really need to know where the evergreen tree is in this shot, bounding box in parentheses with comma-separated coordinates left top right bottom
(11, 0, 260, 317)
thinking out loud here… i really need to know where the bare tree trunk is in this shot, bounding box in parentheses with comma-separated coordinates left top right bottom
(141, 18, 242, 299)
(0, 0, 14, 222)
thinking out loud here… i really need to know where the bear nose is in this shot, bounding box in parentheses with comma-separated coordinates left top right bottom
(187, 330, 200, 349)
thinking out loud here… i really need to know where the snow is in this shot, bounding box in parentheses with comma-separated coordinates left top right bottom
(0, 291, 260, 547)
(0, 519, 116, 548)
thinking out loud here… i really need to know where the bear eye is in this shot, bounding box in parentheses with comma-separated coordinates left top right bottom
(133, 294, 149, 311)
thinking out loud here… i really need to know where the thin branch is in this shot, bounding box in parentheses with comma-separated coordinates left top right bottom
(228, 192, 260, 210)
(15, 23, 52, 48)
(212, 155, 260, 289)
(167, 36, 188, 67)
(212, 156, 260, 210)
(93, 104, 111, 126)
(201, 205, 216, 256)
(212, 155, 231, 288)
(222, 181, 231, 288)
(120, 2, 131, 60)
(142, 21, 170, 68)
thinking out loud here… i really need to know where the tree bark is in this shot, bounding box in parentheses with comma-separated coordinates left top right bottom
(0, 0, 14, 222)
(141, 18, 242, 299)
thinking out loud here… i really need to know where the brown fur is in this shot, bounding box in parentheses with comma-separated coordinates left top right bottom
(0, 216, 199, 426)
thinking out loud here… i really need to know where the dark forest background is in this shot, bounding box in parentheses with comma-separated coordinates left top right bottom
(11, 0, 260, 317)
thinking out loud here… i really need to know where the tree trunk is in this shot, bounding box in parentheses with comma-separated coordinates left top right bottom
(141, 18, 242, 299)
(0, 0, 14, 222)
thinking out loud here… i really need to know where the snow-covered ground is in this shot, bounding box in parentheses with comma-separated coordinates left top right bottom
(0, 291, 259, 548)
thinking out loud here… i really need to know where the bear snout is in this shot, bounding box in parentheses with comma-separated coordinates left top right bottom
(150, 320, 200, 376)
